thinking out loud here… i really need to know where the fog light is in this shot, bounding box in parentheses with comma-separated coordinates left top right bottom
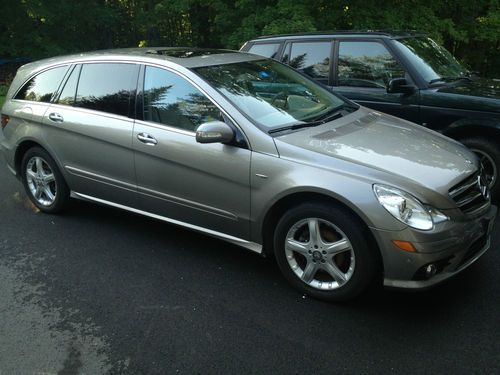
(425, 264, 437, 278)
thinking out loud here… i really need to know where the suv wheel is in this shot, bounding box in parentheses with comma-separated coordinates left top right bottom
(21, 147, 70, 213)
(460, 137, 499, 202)
(273, 203, 380, 301)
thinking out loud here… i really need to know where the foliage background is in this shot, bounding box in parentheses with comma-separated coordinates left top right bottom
(0, 0, 499, 78)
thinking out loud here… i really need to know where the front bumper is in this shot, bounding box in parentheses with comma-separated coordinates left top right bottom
(371, 204, 497, 289)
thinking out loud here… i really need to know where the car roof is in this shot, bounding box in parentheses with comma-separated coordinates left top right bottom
(19, 48, 263, 75)
(249, 30, 426, 42)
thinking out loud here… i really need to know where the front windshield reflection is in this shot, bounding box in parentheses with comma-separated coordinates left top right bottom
(395, 37, 467, 83)
(193, 60, 347, 130)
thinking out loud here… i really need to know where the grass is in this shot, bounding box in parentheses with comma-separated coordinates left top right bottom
(0, 85, 7, 108)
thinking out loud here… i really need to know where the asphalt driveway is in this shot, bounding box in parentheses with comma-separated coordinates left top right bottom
(0, 161, 499, 374)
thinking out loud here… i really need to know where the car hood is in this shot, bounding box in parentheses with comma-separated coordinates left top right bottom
(429, 78, 500, 113)
(274, 109, 478, 197)
(437, 78, 500, 99)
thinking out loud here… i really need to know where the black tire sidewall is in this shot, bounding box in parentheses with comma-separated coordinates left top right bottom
(21, 147, 69, 213)
(273, 203, 380, 301)
(460, 137, 500, 202)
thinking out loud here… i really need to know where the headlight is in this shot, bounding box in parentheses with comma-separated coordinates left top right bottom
(373, 185, 448, 230)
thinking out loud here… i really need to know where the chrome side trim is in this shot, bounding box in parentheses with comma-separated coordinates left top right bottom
(137, 186, 238, 220)
(70, 191, 262, 254)
(6, 163, 17, 176)
(65, 165, 136, 191)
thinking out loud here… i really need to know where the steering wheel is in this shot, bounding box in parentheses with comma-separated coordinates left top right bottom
(271, 91, 289, 109)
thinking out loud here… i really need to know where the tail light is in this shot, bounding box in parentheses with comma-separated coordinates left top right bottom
(1, 114, 9, 129)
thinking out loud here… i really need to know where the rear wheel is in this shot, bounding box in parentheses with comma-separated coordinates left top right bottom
(460, 137, 499, 202)
(21, 147, 70, 213)
(273, 203, 380, 301)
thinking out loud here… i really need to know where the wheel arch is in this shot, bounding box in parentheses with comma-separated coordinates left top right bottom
(443, 118, 500, 140)
(15, 139, 44, 174)
(260, 191, 382, 266)
(15, 139, 65, 178)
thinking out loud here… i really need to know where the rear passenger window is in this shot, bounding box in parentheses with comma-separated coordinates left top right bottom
(75, 63, 139, 117)
(247, 43, 281, 59)
(15, 66, 68, 102)
(282, 41, 332, 83)
(143, 66, 223, 132)
(57, 65, 80, 105)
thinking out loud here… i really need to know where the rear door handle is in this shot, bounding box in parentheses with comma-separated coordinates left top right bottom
(48, 112, 64, 122)
(137, 133, 158, 146)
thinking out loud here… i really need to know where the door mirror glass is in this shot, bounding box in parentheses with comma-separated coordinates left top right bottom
(387, 78, 416, 94)
(196, 121, 234, 144)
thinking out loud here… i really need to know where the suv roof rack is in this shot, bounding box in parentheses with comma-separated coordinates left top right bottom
(255, 30, 426, 40)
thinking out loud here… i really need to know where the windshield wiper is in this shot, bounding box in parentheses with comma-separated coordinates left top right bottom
(268, 121, 326, 134)
(269, 104, 356, 134)
(429, 76, 473, 84)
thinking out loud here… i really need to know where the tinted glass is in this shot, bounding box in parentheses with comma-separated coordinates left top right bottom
(283, 42, 331, 82)
(57, 65, 80, 105)
(395, 37, 467, 83)
(248, 43, 281, 59)
(194, 59, 348, 131)
(338, 41, 405, 88)
(143, 66, 222, 132)
(76, 63, 138, 117)
(15, 66, 68, 102)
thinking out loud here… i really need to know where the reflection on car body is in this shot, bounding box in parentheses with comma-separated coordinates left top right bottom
(0, 48, 496, 301)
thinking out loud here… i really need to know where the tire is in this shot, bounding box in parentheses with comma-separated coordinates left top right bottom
(273, 202, 381, 302)
(21, 147, 70, 213)
(460, 137, 500, 203)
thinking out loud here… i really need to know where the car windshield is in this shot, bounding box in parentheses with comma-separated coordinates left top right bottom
(394, 37, 469, 83)
(193, 59, 350, 132)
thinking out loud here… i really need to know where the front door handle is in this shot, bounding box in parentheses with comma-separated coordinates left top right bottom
(48, 112, 64, 123)
(137, 133, 158, 146)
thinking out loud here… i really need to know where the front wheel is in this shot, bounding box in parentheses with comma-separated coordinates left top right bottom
(460, 137, 499, 203)
(273, 203, 381, 302)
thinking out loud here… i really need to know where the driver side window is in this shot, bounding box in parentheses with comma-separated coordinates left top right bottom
(337, 41, 406, 88)
(143, 66, 223, 132)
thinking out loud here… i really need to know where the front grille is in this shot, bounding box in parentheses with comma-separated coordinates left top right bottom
(449, 171, 490, 216)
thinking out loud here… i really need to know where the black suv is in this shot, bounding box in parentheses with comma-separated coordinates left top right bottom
(241, 32, 500, 200)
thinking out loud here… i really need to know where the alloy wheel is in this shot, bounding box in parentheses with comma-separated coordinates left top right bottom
(284, 218, 355, 290)
(26, 156, 57, 207)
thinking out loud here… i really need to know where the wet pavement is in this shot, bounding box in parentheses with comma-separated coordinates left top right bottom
(0, 161, 499, 374)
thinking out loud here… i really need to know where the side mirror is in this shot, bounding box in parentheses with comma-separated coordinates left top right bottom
(196, 121, 235, 144)
(387, 78, 416, 95)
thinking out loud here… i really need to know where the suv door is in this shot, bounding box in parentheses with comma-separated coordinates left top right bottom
(42, 62, 140, 205)
(333, 40, 420, 122)
(133, 65, 251, 239)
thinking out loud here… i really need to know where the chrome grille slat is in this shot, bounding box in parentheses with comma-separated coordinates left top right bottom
(461, 201, 490, 217)
(456, 191, 483, 207)
(449, 171, 490, 216)
(449, 177, 477, 198)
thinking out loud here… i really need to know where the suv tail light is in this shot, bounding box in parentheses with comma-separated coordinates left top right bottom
(1, 114, 9, 129)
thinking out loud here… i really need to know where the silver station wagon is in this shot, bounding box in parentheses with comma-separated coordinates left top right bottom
(0, 48, 496, 301)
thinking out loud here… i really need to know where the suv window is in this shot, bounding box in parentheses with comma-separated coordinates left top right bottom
(57, 65, 80, 106)
(338, 41, 405, 88)
(282, 41, 332, 83)
(247, 43, 281, 59)
(75, 63, 139, 117)
(143, 66, 223, 132)
(15, 66, 68, 103)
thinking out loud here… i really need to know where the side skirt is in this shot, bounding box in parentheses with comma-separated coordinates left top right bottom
(70, 191, 263, 254)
